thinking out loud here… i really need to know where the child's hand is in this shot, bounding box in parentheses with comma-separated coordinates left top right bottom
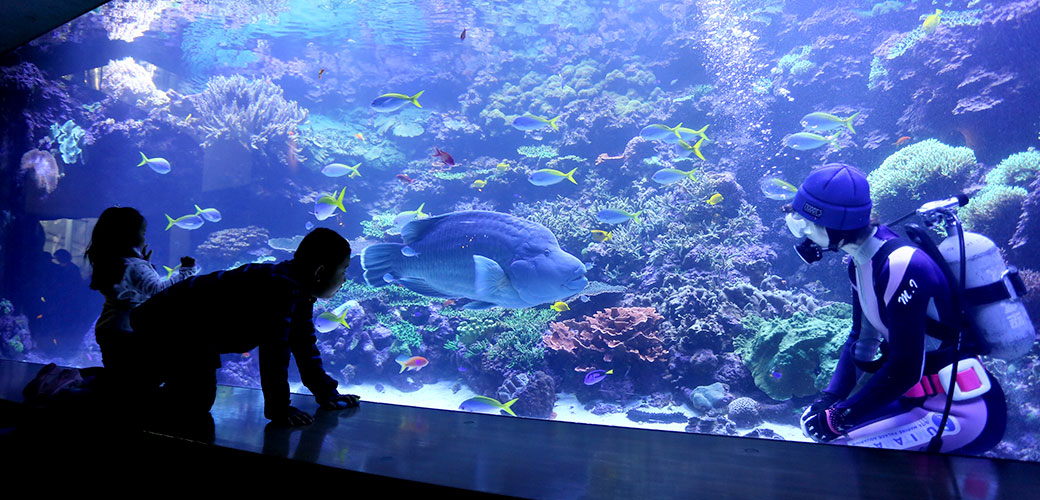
(141, 245, 152, 261)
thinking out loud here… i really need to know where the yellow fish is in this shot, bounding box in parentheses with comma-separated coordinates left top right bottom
(550, 301, 570, 312)
(591, 230, 612, 242)
(471, 179, 487, 190)
(922, 9, 942, 33)
(496, 162, 510, 172)
(706, 193, 724, 205)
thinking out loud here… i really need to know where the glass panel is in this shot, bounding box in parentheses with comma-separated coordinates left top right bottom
(1, 0, 1037, 462)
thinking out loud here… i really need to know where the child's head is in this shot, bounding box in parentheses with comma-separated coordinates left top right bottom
(85, 206, 146, 291)
(293, 228, 351, 299)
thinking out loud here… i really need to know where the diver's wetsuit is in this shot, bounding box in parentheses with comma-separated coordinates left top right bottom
(130, 261, 339, 421)
(825, 225, 1006, 454)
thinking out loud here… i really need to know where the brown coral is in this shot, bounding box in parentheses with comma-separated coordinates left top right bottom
(545, 307, 667, 367)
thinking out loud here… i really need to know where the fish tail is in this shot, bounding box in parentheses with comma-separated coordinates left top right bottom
(336, 187, 347, 212)
(194, 204, 203, 214)
(606, 369, 614, 374)
(137, 152, 148, 167)
(165, 214, 175, 231)
(684, 169, 697, 180)
(360, 243, 403, 287)
(668, 122, 683, 133)
(565, 167, 578, 184)
(501, 398, 519, 417)
(410, 90, 424, 108)
(398, 359, 407, 373)
(693, 137, 706, 161)
(693, 124, 709, 140)
(632, 211, 643, 224)
(844, 111, 860, 133)
(338, 310, 351, 328)
(415, 203, 426, 218)
(827, 132, 842, 149)
(549, 115, 561, 131)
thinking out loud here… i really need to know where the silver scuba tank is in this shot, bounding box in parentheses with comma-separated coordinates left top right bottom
(939, 230, 1036, 359)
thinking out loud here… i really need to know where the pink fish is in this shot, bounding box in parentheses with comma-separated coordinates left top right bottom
(396, 355, 429, 373)
(432, 147, 455, 166)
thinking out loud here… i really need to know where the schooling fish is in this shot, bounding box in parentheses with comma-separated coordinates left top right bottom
(137, 152, 171, 174)
(639, 122, 683, 141)
(597, 209, 641, 225)
(459, 395, 518, 416)
(396, 355, 429, 373)
(651, 168, 697, 185)
(590, 229, 612, 242)
(314, 187, 347, 221)
(314, 302, 352, 333)
(528, 168, 577, 186)
(584, 369, 613, 386)
(387, 203, 430, 236)
(800, 111, 860, 134)
(432, 147, 456, 166)
(676, 137, 706, 161)
(165, 213, 204, 231)
(785, 132, 840, 151)
(512, 114, 561, 132)
(371, 91, 425, 113)
(759, 176, 798, 201)
(193, 204, 222, 222)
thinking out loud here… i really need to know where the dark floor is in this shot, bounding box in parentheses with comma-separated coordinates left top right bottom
(1, 359, 1038, 498)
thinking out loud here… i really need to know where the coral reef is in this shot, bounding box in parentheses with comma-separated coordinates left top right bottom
(1, 299, 32, 360)
(190, 75, 308, 152)
(625, 408, 688, 424)
(495, 371, 556, 418)
(959, 185, 1027, 247)
(687, 382, 731, 412)
(866, 139, 978, 223)
(727, 396, 762, 427)
(545, 307, 667, 379)
(100, 57, 170, 109)
(735, 303, 852, 401)
(49, 120, 85, 165)
(19, 149, 60, 195)
(195, 226, 270, 264)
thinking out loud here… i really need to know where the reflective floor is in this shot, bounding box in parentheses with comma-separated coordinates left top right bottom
(2, 359, 1038, 498)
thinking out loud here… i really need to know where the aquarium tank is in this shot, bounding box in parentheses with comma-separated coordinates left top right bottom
(2, 0, 1039, 462)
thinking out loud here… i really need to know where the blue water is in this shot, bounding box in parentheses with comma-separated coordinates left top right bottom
(2, 0, 1039, 461)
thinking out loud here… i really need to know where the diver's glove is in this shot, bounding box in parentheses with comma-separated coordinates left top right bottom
(801, 406, 852, 443)
(806, 391, 841, 415)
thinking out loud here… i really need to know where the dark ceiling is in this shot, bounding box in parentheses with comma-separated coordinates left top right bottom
(1, 0, 110, 55)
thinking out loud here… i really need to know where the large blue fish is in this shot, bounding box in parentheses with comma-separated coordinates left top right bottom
(512, 114, 560, 131)
(459, 396, 518, 416)
(360, 211, 588, 309)
(137, 152, 170, 174)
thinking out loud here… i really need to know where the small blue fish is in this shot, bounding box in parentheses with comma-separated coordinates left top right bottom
(528, 168, 577, 186)
(785, 132, 840, 151)
(137, 152, 170, 174)
(651, 168, 697, 185)
(371, 91, 424, 112)
(164, 213, 204, 231)
(771, 370, 782, 380)
(194, 204, 222, 222)
(583, 369, 613, 385)
(314, 187, 347, 221)
(322, 162, 361, 178)
(596, 209, 642, 225)
(512, 114, 560, 131)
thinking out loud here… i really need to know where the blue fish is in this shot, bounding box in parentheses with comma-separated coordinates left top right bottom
(583, 369, 613, 385)
(651, 168, 697, 185)
(194, 204, 222, 222)
(785, 132, 840, 151)
(459, 396, 518, 416)
(639, 123, 679, 141)
(528, 168, 577, 186)
(512, 114, 560, 131)
(370, 91, 424, 113)
(164, 213, 204, 231)
(137, 152, 170, 174)
(596, 209, 642, 225)
(360, 210, 587, 309)
(314, 187, 347, 221)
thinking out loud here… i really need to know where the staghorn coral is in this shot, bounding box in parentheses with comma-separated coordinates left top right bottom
(866, 139, 978, 223)
(190, 75, 308, 151)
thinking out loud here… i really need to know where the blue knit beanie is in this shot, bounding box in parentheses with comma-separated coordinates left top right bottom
(793, 163, 872, 230)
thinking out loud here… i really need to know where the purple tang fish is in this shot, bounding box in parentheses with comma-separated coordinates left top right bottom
(583, 369, 613, 385)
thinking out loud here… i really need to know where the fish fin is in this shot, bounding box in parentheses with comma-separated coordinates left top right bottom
(684, 169, 697, 180)
(415, 203, 426, 218)
(337, 310, 351, 328)
(632, 211, 643, 224)
(668, 122, 683, 134)
(549, 115, 561, 131)
(501, 398, 518, 417)
(411, 90, 424, 108)
(165, 214, 175, 231)
(398, 359, 407, 373)
(693, 137, 705, 161)
(473, 255, 510, 299)
(360, 243, 403, 287)
(138, 152, 148, 166)
(397, 277, 452, 298)
(335, 187, 347, 212)
(399, 214, 444, 244)
(606, 369, 614, 374)
(463, 301, 496, 310)
(844, 111, 860, 134)
(194, 204, 203, 214)
(565, 167, 578, 184)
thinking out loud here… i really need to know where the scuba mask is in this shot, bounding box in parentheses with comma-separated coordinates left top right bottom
(786, 213, 829, 264)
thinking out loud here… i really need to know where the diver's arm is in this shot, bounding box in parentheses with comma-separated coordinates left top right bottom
(824, 292, 863, 399)
(835, 256, 934, 424)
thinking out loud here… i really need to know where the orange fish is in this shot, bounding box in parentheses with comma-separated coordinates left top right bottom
(443, 299, 455, 306)
(354, 132, 365, 142)
(36, 314, 43, 319)
(894, 136, 911, 147)
(396, 355, 429, 373)
(318, 68, 326, 79)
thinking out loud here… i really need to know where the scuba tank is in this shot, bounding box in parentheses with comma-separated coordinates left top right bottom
(938, 229, 1035, 359)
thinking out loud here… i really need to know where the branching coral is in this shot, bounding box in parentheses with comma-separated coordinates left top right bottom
(190, 75, 308, 151)
(867, 139, 978, 223)
(195, 225, 270, 262)
(101, 57, 169, 109)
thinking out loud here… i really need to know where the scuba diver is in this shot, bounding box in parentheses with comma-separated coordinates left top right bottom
(787, 163, 1031, 455)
